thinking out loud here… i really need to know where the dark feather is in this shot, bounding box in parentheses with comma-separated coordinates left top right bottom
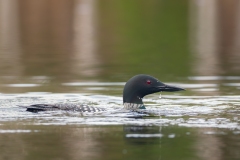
(19, 103, 105, 113)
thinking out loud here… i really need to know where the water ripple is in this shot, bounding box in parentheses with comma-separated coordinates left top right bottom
(0, 93, 239, 130)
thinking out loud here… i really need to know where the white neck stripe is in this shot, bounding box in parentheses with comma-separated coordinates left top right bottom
(123, 103, 143, 110)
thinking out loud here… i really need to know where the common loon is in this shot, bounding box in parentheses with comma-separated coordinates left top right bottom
(21, 74, 184, 113)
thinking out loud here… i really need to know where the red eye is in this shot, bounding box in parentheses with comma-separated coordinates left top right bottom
(146, 80, 151, 85)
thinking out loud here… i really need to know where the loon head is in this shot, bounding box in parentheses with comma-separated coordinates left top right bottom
(123, 74, 185, 110)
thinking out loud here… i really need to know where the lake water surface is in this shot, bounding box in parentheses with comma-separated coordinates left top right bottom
(0, 77, 240, 160)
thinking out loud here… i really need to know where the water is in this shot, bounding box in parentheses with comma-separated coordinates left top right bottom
(1, 0, 240, 159)
(0, 77, 240, 128)
(0, 77, 240, 160)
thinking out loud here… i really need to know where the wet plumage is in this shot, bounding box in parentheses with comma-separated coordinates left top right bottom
(21, 74, 184, 113)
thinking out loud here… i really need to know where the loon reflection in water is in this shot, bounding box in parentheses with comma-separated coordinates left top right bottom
(20, 74, 185, 113)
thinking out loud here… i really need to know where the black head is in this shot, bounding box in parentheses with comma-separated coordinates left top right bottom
(123, 74, 184, 105)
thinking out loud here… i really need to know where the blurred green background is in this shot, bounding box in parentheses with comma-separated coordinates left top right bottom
(0, 0, 240, 90)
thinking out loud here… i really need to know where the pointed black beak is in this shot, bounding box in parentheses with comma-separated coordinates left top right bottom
(156, 84, 185, 92)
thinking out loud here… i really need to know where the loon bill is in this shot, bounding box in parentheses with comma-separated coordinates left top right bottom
(20, 74, 184, 113)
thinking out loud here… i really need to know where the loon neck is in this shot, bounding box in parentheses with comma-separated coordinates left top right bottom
(123, 94, 145, 109)
(123, 102, 145, 110)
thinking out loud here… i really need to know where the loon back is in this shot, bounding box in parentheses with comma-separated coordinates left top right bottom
(20, 103, 105, 113)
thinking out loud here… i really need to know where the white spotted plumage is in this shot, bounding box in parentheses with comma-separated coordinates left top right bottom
(123, 103, 143, 110)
